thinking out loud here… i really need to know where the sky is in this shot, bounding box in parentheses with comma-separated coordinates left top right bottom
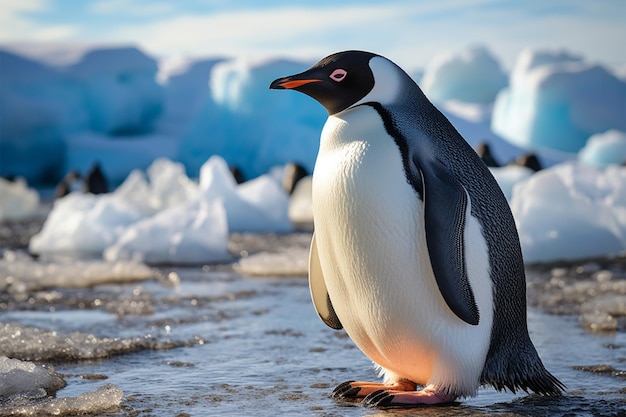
(1, 0, 625, 71)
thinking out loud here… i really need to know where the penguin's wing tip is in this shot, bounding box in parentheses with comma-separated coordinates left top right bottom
(417, 158, 480, 326)
(309, 234, 343, 330)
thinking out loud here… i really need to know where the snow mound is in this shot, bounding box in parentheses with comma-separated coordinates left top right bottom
(511, 162, 626, 263)
(421, 46, 507, 104)
(0, 178, 40, 222)
(579, 130, 626, 167)
(492, 49, 626, 154)
(0, 356, 65, 397)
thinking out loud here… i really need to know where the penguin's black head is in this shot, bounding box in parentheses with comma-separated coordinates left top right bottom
(270, 50, 378, 115)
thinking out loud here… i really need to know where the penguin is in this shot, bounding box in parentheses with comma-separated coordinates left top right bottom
(511, 153, 542, 172)
(229, 165, 246, 184)
(270, 51, 564, 406)
(84, 163, 109, 194)
(282, 162, 308, 195)
(475, 142, 500, 167)
(55, 170, 84, 199)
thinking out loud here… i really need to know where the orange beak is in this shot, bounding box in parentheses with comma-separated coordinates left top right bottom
(270, 78, 322, 90)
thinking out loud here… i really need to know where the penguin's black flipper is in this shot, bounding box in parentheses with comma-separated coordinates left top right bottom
(415, 156, 480, 326)
(309, 233, 343, 330)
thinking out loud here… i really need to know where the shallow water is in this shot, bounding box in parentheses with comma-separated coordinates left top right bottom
(1, 232, 625, 416)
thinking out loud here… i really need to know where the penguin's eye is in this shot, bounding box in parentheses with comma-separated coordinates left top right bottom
(330, 69, 347, 82)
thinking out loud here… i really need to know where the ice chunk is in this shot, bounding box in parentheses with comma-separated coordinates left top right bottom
(146, 158, 199, 210)
(489, 165, 534, 201)
(0, 178, 40, 222)
(29, 193, 144, 256)
(30, 158, 203, 257)
(492, 49, 626, 153)
(511, 162, 626, 263)
(421, 46, 507, 104)
(0, 251, 154, 292)
(112, 157, 198, 216)
(235, 247, 308, 277)
(1, 383, 123, 416)
(199, 156, 292, 233)
(579, 130, 626, 167)
(0, 356, 65, 397)
(236, 174, 292, 233)
(104, 197, 231, 265)
(0, 322, 202, 362)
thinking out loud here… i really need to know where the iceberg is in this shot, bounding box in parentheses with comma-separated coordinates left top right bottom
(492, 49, 626, 154)
(421, 46, 507, 104)
(0, 46, 165, 185)
(68, 47, 164, 135)
(0, 50, 71, 183)
(178, 57, 326, 180)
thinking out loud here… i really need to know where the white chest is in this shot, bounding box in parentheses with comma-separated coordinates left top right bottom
(312, 106, 427, 340)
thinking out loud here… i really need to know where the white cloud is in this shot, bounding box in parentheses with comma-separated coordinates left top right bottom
(0, 0, 49, 14)
(88, 0, 176, 17)
(1, 0, 623, 71)
(102, 3, 466, 67)
(0, 0, 77, 42)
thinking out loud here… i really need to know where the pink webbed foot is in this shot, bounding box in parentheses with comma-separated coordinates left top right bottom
(332, 380, 417, 399)
(363, 384, 457, 407)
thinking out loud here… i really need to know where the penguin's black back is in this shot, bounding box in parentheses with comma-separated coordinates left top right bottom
(365, 71, 564, 396)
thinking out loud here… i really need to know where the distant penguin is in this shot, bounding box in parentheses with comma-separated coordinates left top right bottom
(229, 166, 245, 184)
(511, 153, 542, 172)
(84, 163, 109, 194)
(55, 170, 84, 199)
(270, 51, 564, 406)
(475, 142, 500, 167)
(282, 162, 308, 195)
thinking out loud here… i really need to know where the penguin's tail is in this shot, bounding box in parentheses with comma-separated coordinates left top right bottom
(484, 365, 565, 396)
(481, 343, 566, 396)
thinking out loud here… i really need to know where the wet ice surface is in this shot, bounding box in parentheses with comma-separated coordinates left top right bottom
(0, 230, 625, 416)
